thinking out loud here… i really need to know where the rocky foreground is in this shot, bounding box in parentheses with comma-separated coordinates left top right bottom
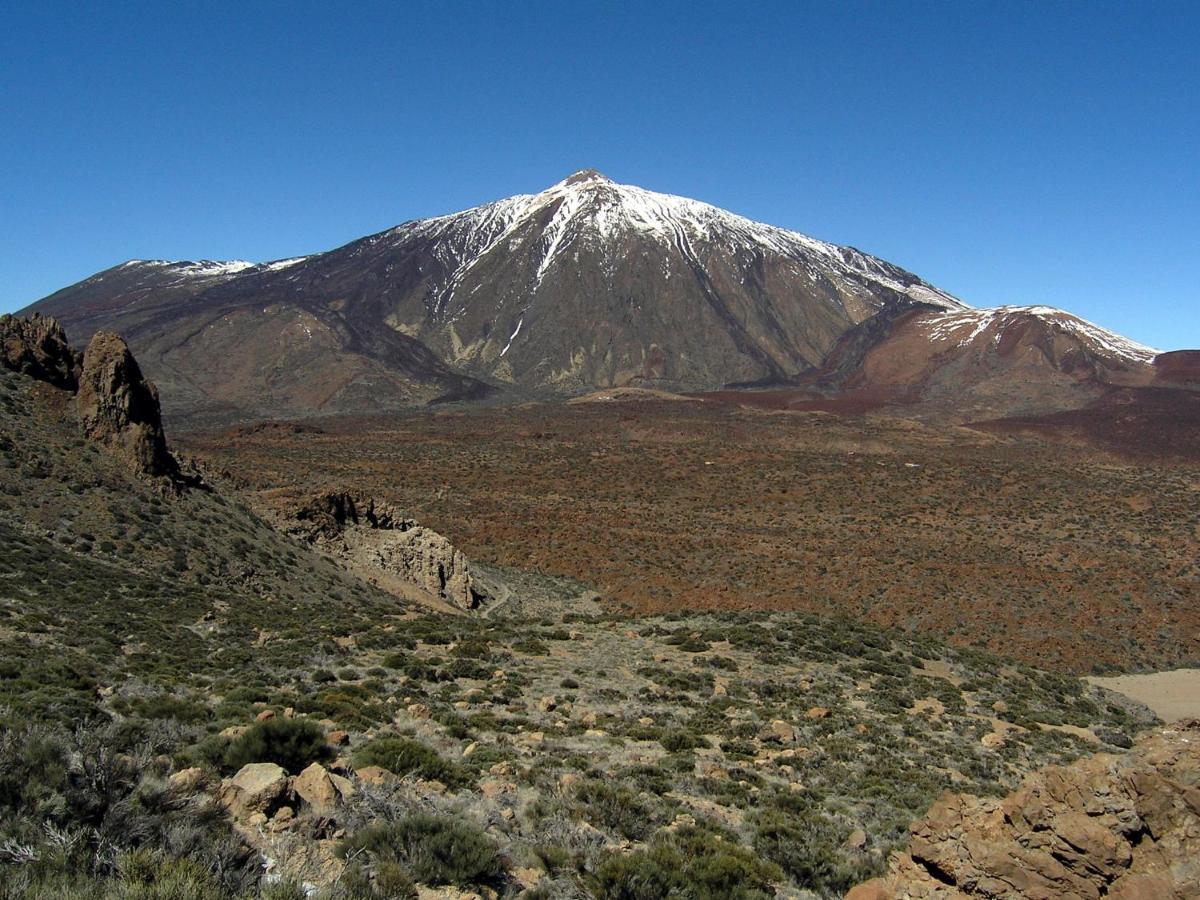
(850, 719, 1200, 899)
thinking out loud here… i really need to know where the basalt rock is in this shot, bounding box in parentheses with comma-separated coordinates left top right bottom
(850, 719, 1200, 899)
(76, 331, 175, 477)
(0, 313, 80, 390)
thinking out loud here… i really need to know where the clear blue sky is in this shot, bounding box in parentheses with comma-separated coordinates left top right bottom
(2, 1, 1197, 349)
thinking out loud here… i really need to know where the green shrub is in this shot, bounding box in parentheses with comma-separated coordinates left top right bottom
(113, 849, 228, 899)
(340, 813, 504, 887)
(352, 737, 466, 787)
(222, 719, 332, 775)
(753, 811, 879, 895)
(0, 722, 258, 896)
(660, 728, 709, 753)
(511, 638, 548, 656)
(594, 826, 780, 899)
(572, 779, 663, 841)
(373, 859, 419, 898)
(260, 879, 311, 900)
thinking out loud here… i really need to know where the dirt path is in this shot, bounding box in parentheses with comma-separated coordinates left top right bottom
(1087, 669, 1200, 722)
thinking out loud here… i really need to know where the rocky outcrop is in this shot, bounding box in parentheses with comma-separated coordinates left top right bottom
(850, 720, 1200, 898)
(289, 492, 490, 611)
(293, 492, 407, 540)
(1, 315, 178, 478)
(0, 313, 80, 390)
(76, 330, 174, 477)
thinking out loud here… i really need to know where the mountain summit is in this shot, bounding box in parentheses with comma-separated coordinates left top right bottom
(27, 172, 967, 421)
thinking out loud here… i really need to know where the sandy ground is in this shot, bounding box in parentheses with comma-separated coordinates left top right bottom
(1087, 670, 1200, 723)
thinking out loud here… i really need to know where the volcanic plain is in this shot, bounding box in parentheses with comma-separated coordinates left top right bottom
(181, 394, 1200, 676)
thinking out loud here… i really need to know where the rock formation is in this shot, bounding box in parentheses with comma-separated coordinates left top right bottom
(0, 312, 80, 390)
(290, 492, 490, 611)
(0, 315, 177, 478)
(849, 719, 1200, 899)
(76, 330, 175, 477)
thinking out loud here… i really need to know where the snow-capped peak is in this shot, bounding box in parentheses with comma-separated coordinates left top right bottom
(388, 171, 966, 312)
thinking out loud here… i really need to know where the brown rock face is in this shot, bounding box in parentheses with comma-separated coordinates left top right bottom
(76, 331, 174, 476)
(0, 313, 80, 390)
(855, 720, 1200, 898)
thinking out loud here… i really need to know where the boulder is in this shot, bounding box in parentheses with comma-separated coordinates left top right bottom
(759, 720, 796, 744)
(355, 765, 393, 787)
(221, 762, 290, 817)
(981, 731, 1006, 749)
(289, 492, 490, 610)
(294, 762, 353, 814)
(167, 766, 206, 793)
(844, 881, 893, 900)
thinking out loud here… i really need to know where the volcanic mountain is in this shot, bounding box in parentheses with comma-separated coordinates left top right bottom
(25, 170, 966, 422)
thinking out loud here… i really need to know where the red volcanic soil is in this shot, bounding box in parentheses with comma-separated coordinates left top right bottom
(180, 399, 1200, 674)
(974, 387, 1200, 464)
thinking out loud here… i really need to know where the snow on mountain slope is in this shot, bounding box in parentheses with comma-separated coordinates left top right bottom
(381, 170, 965, 320)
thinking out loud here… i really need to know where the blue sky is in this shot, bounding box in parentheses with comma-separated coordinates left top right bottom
(2, 1, 1197, 349)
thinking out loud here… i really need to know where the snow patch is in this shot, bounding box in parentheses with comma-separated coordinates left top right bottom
(500, 315, 524, 357)
(259, 256, 309, 272)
